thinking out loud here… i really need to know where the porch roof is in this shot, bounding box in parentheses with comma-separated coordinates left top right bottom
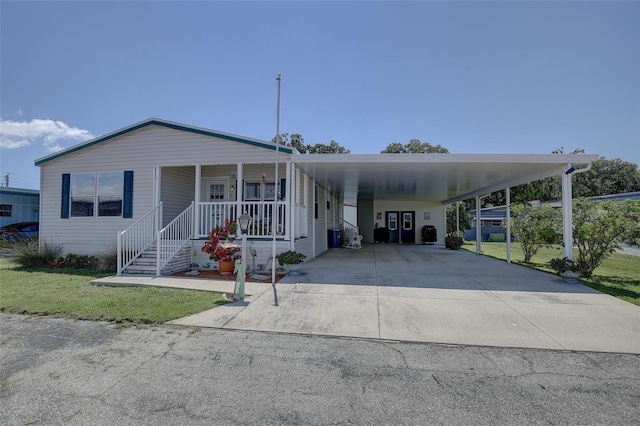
(292, 153, 599, 203)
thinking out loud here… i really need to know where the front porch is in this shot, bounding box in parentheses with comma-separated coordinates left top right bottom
(117, 161, 344, 276)
(117, 200, 294, 276)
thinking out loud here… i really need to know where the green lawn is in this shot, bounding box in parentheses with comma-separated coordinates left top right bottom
(462, 242, 640, 306)
(0, 258, 226, 325)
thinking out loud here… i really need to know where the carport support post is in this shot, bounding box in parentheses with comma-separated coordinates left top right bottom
(562, 165, 573, 260)
(475, 195, 481, 254)
(506, 187, 511, 264)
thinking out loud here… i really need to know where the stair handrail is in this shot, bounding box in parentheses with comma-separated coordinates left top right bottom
(330, 209, 358, 233)
(117, 202, 163, 275)
(156, 202, 195, 276)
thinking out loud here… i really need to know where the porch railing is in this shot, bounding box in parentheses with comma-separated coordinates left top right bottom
(197, 201, 286, 238)
(156, 202, 194, 276)
(117, 202, 162, 275)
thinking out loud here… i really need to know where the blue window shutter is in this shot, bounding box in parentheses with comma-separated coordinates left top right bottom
(61, 174, 70, 218)
(123, 171, 133, 218)
(280, 178, 286, 199)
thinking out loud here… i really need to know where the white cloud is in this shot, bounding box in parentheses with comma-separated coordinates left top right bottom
(0, 118, 95, 151)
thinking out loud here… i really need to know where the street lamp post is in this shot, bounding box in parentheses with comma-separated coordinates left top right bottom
(236, 214, 252, 300)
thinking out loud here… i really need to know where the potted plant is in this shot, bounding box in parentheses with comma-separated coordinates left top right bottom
(201, 220, 240, 273)
(549, 257, 582, 281)
(276, 250, 306, 276)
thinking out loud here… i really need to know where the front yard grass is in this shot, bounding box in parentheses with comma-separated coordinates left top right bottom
(462, 242, 640, 306)
(0, 258, 226, 325)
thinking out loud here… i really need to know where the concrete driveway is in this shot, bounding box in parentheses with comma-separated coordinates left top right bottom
(168, 244, 640, 354)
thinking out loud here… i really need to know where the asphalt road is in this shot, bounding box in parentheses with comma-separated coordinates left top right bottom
(1, 314, 639, 425)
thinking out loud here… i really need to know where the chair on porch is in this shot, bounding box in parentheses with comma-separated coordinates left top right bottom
(343, 227, 363, 249)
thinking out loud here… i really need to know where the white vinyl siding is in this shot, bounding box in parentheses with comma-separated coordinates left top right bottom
(160, 166, 195, 226)
(294, 168, 308, 238)
(39, 125, 291, 256)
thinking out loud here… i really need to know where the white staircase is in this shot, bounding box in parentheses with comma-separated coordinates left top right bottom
(122, 243, 191, 275)
(118, 202, 194, 276)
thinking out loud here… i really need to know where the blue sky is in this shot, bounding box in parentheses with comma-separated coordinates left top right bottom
(1, 0, 638, 190)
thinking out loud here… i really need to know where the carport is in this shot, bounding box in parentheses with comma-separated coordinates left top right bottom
(293, 153, 598, 260)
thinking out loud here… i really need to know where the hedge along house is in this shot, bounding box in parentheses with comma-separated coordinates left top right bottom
(35, 118, 598, 275)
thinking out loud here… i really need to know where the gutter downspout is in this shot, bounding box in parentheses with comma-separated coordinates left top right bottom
(561, 162, 592, 259)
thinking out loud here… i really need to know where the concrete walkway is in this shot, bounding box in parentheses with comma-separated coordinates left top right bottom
(94, 245, 640, 354)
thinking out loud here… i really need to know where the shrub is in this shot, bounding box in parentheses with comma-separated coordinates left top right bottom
(573, 199, 640, 277)
(99, 249, 118, 272)
(13, 239, 62, 267)
(549, 257, 584, 275)
(60, 253, 98, 269)
(276, 250, 306, 265)
(506, 203, 560, 263)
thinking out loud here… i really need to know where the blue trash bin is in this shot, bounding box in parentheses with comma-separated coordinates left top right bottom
(328, 229, 343, 248)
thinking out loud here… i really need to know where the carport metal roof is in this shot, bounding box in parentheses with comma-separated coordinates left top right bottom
(292, 153, 599, 203)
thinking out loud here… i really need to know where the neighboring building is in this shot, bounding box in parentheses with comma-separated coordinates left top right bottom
(465, 191, 640, 242)
(0, 187, 40, 227)
(465, 206, 509, 242)
(35, 118, 598, 275)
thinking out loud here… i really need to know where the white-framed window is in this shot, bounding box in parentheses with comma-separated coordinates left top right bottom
(70, 172, 124, 217)
(203, 178, 228, 202)
(403, 212, 413, 230)
(244, 181, 276, 201)
(314, 184, 319, 219)
(0, 204, 12, 217)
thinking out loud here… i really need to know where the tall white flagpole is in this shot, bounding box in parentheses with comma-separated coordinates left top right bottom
(271, 73, 281, 306)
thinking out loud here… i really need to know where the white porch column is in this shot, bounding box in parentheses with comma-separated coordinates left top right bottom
(506, 187, 511, 264)
(194, 165, 201, 237)
(562, 164, 573, 259)
(236, 163, 243, 218)
(154, 166, 162, 230)
(290, 166, 296, 252)
(476, 195, 481, 254)
(285, 161, 293, 246)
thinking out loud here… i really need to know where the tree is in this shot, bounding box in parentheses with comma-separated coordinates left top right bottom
(271, 133, 308, 153)
(551, 147, 585, 154)
(510, 151, 640, 202)
(307, 141, 350, 154)
(573, 158, 640, 197)
(272, 134, 350, 154)
(507, 204, 561, 263)
(381, 139, 449, 153)
(572, 199, 640, 277)
(445, 202, 472, 237)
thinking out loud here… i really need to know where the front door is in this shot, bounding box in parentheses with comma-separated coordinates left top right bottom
(386, 212, 399, 243)
(386, 210, 415, 244)
(400, 211, 415, 244)
(202, 178, 228, 202)
(202, 178, 234, 228)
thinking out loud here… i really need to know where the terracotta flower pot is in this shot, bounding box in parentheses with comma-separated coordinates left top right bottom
(219, 260, 234, 274)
